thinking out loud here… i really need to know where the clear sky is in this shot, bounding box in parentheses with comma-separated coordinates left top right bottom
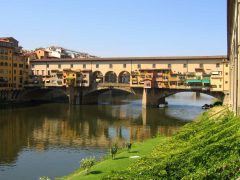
(1, 0, 227, 57)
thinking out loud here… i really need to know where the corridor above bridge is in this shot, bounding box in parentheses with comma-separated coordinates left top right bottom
(30, 55, 229, 93)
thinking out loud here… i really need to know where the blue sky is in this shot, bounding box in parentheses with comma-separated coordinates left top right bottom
(1, 0, 227, 57)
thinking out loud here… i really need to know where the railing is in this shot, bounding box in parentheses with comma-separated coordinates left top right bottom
(97, 82, 130, 88)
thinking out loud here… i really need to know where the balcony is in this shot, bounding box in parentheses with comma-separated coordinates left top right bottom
(169, 77, 179, 81)
(155, 77, 163, 81)
(211, 75, 223, 79)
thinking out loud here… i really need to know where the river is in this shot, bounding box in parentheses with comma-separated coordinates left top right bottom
(0, 92, 213, 180)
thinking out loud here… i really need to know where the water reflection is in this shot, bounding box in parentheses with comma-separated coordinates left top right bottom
(0, 92, 213, 180)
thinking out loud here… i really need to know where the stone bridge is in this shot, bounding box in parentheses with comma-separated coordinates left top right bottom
(11, 81, 228, 108)
(66, 82, 227, 107)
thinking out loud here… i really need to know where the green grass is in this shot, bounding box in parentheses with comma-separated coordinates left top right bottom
(104, 107, 240, 179)
(58, 106, 240, 180)
(57, 137, 163, 180)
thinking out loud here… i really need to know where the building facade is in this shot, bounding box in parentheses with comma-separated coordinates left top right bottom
(227, 0, 240, 114)
(0, 39, 14, 90)
(0, 37, 30, 90)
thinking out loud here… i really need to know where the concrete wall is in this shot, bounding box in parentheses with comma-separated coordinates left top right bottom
(228, 0, 240, 114)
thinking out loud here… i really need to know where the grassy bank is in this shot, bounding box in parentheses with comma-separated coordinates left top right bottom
(58, 137, 162, 180)
(59, 106, 240, 180)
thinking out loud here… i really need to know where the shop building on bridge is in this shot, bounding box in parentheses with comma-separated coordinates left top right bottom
(30, 56, 229, 93)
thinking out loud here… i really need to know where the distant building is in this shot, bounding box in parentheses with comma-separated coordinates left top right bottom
(35, 48, 49, 59)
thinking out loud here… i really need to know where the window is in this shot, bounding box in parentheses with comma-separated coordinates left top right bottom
(48, 70, 50, 75)
(225, 81, 228, 84)
(168, 64, 171, 68)
(19, 70, 22, 75)
(70, 64, 73, 68)
(42, 70, 44, 75)
(32, 64, 35, 68)
(183, 64, 187, 68)
(13, 63, 17, 67)
(226, 64, 228, 67)
(219, 85, 222, 88)
(96, 64, 99, 68)
(83, 64, 86, 69)
(58, 64, 61, 69)
(123, 64, 126, 68)
(225, 72, 228, 75)
(137, 64, 141, 69)
(109, 64, 113, 68)
(199, 64, 203, 68)
(216, 63, 220, 68)
(14, 70, 16, 74)
(152, 64, 156, 68)
(37, 70, 39, 75)
(47, 64, 49, 68)
(19, 64, 23, 68)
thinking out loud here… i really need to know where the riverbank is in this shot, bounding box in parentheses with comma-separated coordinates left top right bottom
(58, 106, 240, 179)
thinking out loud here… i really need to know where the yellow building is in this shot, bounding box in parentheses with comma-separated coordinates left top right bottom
(0, 37, 30, 90)
(0, 39, 14, 90)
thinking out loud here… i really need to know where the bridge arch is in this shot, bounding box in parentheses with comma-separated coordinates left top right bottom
(92, 71, 103, 83)
(162, 91, 225, 101)
(118, 71, 130, 84)
(105, 71, 117, 83)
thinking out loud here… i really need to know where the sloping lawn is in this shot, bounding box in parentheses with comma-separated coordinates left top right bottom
(58, 137, 164, 180)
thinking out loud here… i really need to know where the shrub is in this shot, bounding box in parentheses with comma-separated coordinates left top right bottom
(80, 156, 96, 175)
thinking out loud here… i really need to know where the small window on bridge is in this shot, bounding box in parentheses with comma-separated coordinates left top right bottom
(47, 64, 49, 68)
(83, 64, 86, 69)
(199, 64, 203, 68)
(216, 63, 220, 68)
(109, 64, 113, 68)
(183, 64, 187, 68)
(71, 64, 73, 68)
(152, 64, 156, 68)
(138, 64, 141, 69)
(123, 64, 126, 68)
(96, 64, 99, 68)
(58, 64, 61, 69)
(168, 64, 171, 68)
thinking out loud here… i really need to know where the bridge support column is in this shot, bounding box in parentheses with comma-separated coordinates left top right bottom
(142, 88, 160, 108)
(196, 92, 200, 98)
(68, 86, 83, 105)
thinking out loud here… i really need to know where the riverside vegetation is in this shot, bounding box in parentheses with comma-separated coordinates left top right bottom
(57, 106, 240, 179)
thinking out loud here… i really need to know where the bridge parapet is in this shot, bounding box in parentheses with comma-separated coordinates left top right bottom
(97, 83, 130, 88)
